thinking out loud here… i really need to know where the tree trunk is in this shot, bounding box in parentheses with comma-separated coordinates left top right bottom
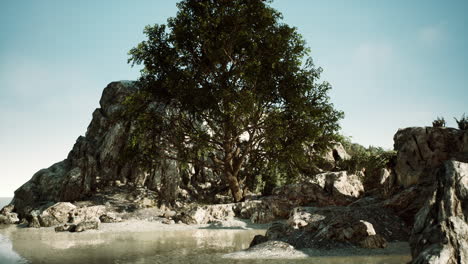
(226, 170, 243, 202)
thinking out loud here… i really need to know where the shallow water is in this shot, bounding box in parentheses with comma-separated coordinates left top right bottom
(0, 222, 412, 264)
(0, 197, 411, 263)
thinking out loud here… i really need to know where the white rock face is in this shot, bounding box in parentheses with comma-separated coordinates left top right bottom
(311, 171, 365, 199)
(410, 161, 468, 264)
(37, 202, 76, 227)
(177, 204, 236, 224)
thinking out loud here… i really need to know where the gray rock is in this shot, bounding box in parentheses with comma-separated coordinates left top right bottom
(227, 240, 308, 259)
(321, 142, 351, 170)
(266, 222, 290, 240)
(11, 81, 148, 216)
(381, 185, 430, 226)
(410, 161, 468, 264)
(0, 204, 19, 225)
(74, 221, 99, 232)
(310, 171, 364, 199)
(176, 204, 236, 224)
(359, 235, 388, 249)
(256, 205, 408, 250)
(37, 202, 76, 227)
(69, 205, 105, 224)
(376, 168, 397, 198)
(272, 171, 364, 209)
(99, 213, 122, 223)
(54, 224, 76, 232)
(237, 199, 284, 224)
(394, 127, 468, 187)
(235, 171, 364, 225)
(249, 235, 268, 248)
(161, 219, 175, 225)
(28, 215, 41, 228)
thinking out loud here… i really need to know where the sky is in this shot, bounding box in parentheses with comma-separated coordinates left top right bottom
(1, 0, 467, 197)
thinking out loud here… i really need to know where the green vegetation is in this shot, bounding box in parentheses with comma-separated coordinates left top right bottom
(432, 117, 446, 128)
(455, 114, 468, 130)
(125, 0, 343, 201)
(338, 137, 396, 187)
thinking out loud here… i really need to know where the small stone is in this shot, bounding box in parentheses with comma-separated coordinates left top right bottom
(162, 219, 175, 225)
(55, 224, 76, 232)
(74, 221, 99, 232)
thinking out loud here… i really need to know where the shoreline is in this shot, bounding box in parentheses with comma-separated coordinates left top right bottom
(1, 219, 411, 260)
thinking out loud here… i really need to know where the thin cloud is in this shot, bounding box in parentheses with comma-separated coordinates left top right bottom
(352, 42, 394, 70)
(418, 22, 446, 45)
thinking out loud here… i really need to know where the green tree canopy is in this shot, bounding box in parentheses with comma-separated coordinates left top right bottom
(127, 0, 344, 202)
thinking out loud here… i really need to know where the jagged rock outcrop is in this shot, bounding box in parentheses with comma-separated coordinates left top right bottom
(320, 142, 351, 170)
(376, 168, 398, 198)
(69, 205, 106, 224)
(273, 171, 364, 207)
(251, 204, 409, 250)
(237, 198, 291, 224)
(410, 161, 468, 264)
(232, 171, 364, 224)
(22, 202, 109, 228)
(35, 202, 76, 227)
(309, 170, 364, 200)
(12, 81, 147, 217)
(0, 204, 19, 224)
(381, 185, 431, 226)
(394, 127, 468, 187)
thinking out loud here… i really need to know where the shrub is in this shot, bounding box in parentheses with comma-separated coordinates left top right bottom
(338, 146, 395, 175)
(432, 117, 446, 128)
(454, 114, 468, 130)
(337, 138, 396, 189)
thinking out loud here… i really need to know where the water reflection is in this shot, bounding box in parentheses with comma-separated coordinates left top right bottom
(0, 225, 411, 264)
(0, 233, 28, 264)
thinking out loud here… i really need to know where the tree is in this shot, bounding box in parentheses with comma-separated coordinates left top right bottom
(127, 0, 343, 202)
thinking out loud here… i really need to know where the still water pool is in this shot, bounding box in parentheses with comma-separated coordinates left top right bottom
(0, 197, 411, 264)
(0, 225, 411, 264)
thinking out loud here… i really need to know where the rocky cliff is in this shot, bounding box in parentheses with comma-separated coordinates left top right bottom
(12, 81, 149, 216)
(410, 161, 468, 264)
(394, 127, 468, 187)
(245, 127, 468, 260)
(2, 80, 467, 262)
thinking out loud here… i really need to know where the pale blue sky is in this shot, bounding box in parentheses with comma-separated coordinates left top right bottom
(1, 0, 467, 197)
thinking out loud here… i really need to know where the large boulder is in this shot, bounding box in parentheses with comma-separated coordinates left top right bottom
(69, 205, 106, 224)
(234, 171, 364, 224)
(36, 202, 76, 227)
(410, 161, 468, 264)
(394, 127, 468, 187)
(253, 204, 409, 250)
(272, 171, 364, 208)
(175, 204, 236, 224)
(224, 240, 308, 259)
(381, 185, 431, 226)
(310, 171, 364, 200)
(321, 142, 351, 170)
(0, 204, 19, 225)
(237, 198, 291, 224)
(74, 221, 99, 232)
